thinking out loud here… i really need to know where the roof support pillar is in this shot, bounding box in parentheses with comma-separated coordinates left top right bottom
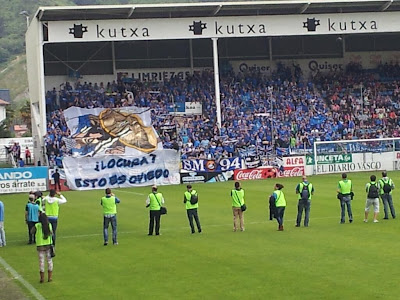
(189, 39, 194, 73)
(212, 37, 221, 131)
(111, 41, 116, 76)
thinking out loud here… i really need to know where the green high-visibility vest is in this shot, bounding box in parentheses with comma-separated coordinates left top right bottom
(184, 190, 198, 209)
(35, 223, 53, 246)
(231, 189, 245, 208)
(45, 200, 59, 217)
(379, 178, 393, 195)
(298, 182, 313, 200)
(274, 190, 286, 207)
(148, 193, 163, 210)
(36, 197, 44, 212)
(101, 196, 117, 215)
(338, 179, 352, 194)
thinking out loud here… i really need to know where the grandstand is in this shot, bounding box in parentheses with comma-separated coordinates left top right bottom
(22, 0, 400, 187)
(1, 1, 398, 298)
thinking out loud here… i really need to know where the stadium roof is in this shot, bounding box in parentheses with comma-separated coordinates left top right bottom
(35, 0, 400, 21)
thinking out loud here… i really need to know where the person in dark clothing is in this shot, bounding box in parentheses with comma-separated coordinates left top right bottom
(52, 169, 61, 191)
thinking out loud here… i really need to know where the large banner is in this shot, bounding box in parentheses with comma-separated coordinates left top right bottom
(63, 150, 180, 190)
(181, 157, 242, 172)
(48, 12, 399, 43)
(63, 106, 162, 157)
(0, 167, 48, 194)
(305, 152, 390, 175)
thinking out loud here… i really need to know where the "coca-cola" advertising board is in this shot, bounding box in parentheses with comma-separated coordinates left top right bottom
(234, 167, 277, 181)
(277, 166, 305, 177)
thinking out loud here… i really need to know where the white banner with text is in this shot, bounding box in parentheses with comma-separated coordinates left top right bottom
(63, 150, 180, 190)
(305, 152, 393, 175)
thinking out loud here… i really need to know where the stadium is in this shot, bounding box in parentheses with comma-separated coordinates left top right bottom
(1, 0, 400, 299)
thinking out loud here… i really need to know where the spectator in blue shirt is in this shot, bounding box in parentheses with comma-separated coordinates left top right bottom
(0, 200, 5, 247)
(25, 194, 39, 244)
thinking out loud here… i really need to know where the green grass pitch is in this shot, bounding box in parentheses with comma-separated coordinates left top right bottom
(1, 171, 400, 299)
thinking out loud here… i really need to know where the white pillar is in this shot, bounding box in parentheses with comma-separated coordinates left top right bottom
(212, 38, 221, 130)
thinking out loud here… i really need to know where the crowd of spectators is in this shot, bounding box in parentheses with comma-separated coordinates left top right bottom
(44, 61, 400, 165)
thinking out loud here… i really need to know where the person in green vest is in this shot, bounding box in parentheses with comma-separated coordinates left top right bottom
(30, 212, 53, 283)
(379, 171, 396, 219)
(101, 188, 120, 246)
(295, 175, 314, 227)
(271, 183, 286, 231)
(183, 185, 202, 234)
(231, 181, 245, 232)
(34, 191, 44, 212)
(337, 173, 353, 224)
(290, 134, 296, 149)
(43, 189, 67, 246)
(146, 186, 164, 236)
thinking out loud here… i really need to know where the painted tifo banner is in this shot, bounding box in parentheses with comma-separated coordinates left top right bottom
(63, 106, 162, 157)
(0, 167, 48, 194)
(181, 157, 242, 172)
(63, 150, 180, 190)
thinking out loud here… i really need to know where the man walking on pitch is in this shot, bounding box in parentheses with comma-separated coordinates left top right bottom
(101, 188, 120, 246)
(231, 181, 245, 232)
(146, 186, 164, 236)
(295, 175, 314, 227)
(337, 173, 353, 224)
(183, 185, 202, 234)
(43, 189, 67, 246)
(379, 171, 396, 219)
(364, 175, 380, 223)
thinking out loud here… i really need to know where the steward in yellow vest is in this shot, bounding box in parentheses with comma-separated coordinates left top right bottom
(146, 186, 164, 236)
(101, 188, 120, 245)
(272, 183, 286, 231)
(183, 184, 202, 234)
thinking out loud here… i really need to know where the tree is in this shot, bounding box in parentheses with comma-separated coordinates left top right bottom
(19, 99, 31, 131)
(0, 120, 12, 137)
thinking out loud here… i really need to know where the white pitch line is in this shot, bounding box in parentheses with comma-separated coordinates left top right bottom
(116, 190, 145, 196)
(0, 256, 45, 300)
